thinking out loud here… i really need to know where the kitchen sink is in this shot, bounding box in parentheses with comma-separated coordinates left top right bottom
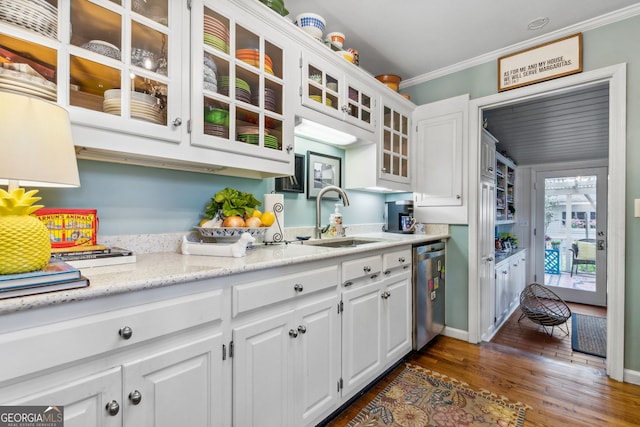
(302, 237, 383, 248)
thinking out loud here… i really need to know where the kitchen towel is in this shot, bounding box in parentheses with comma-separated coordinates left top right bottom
(264, 193, 284, 243)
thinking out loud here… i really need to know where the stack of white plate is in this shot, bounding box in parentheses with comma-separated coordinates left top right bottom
(103, 89, 163, 124)
(0, 0, 57, 39)
(0, 63, 56, 101)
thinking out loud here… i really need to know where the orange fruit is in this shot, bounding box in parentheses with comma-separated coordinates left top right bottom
(261, 211, 276, 227)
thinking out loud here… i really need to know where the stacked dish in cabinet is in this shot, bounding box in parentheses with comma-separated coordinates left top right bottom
(200, 6, 284, 152)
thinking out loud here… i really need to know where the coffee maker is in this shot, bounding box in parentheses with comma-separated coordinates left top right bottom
(384, 200, 415, 233)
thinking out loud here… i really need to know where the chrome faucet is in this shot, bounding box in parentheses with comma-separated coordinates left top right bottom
(315, 185, 350, 239)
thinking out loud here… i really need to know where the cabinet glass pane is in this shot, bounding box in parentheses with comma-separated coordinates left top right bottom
(383, 130, 391, 151)
(235, 25, 259, 71)
(71, 0, 122, 56)
(235, 65, 257, 105)
(203, 98, 229, 139)
(361, 93, 370, 109)
(203, 52, 227, 93)
(383, 106, 391, 128)
(383, 153, 391, 175)
(130, 75, 166, 125)
(401, 136, 408, 156)
(393, 156, 400, 176)
(401, 158, 408, 177)
(131, 21, 168, 76)
(0, 0, 58, 39)
(264, 40, 282, 79)
(264, 79, 282, 115)
(393, 111, 400, 132)
(69, 55, 120, 111)
(132, 0, 168, 26)
(401, 115, 408, 134)
(0, 35, 57, 102)
(361, 109, 370, 124)
(204, 8, 230, 54)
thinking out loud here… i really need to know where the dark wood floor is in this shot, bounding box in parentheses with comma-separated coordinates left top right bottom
(325, 304, 640, 427)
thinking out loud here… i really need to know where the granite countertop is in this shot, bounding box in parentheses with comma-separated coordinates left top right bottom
(1, 231, 449, 315)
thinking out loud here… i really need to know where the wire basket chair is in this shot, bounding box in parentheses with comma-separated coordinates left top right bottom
(518, 283, 572, 336)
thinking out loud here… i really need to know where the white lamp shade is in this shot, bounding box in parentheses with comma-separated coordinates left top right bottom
(0, 91, 80, 188)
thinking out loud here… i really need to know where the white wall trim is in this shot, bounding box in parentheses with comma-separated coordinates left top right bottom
(623, 369, 640, 386)
(402, 4, 640, 88)
(443, 326, 469, 342)
(467, 63, 627, 382)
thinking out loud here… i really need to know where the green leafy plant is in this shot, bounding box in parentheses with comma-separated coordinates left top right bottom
(205, 187, 262, 219)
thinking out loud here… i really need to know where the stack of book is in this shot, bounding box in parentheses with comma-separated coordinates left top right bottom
(50, 245, 136, 268)
(0, 262, 89, 299)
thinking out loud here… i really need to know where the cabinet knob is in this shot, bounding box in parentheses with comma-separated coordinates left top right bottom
(286, 144, 293, 153)
(105, 400, 120, 416)
(289, 329, 298, 338)
(297, 325, 307, 334)
(129, 390, 142, 405)
(456, 194, 461, 199)
(294, 283, 304, 292)
(398, 257, 405, 263)
(341, 105, 349, 113)
(381, 291, 391, 299)
(363, 265, 371, 273)
(502, 270, 508, 274)
(119, 326, 133, 340)
(172, 117, 182, 127)
(486, 257, 494, 262)
(488, 167, 494, 172)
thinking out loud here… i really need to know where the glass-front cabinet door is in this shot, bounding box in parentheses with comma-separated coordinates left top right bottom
(191, 0, 294, 170)
(0, 0, 184, 144)
(379, 99, 411, 186)
(300, 54, 375, 133)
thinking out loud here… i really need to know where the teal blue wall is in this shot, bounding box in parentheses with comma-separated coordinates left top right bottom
(404, 15, 640, 371)
(446, 225, 469, 330)
(36, 137, 394, 235)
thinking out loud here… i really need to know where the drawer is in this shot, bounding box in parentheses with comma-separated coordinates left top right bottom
(0, 288, 224, 382)
(232, 265, 338, 316)
(383, 249, 412, 273)
(342, 255, 382, 285)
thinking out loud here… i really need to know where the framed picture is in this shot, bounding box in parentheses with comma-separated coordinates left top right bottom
(307, 151, 342, 199)
(275, 154, 305, 193)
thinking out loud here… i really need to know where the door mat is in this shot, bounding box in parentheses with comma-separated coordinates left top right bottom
(571, 313, 606, 358)
(345, 363, 530, 427)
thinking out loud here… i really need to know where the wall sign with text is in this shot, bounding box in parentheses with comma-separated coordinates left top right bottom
(498, 33, 582, 92)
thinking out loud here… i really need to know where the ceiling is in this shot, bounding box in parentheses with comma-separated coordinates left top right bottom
(285, 0, 640, 83)
(284, 0, 631, 166)
(483, 83, 610, 166)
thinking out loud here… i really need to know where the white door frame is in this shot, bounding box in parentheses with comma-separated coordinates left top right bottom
(467, 63, 627, 381)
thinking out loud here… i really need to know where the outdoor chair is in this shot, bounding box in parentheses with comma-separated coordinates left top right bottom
(569, 238, 596, 276)
(518, 283, 572, 336)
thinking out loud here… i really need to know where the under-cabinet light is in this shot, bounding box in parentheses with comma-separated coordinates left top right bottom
(294, 118, 357, 145)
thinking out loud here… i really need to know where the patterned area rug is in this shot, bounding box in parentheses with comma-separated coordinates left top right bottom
(346, 364, 529, 427)
(571, 313, 606, 358)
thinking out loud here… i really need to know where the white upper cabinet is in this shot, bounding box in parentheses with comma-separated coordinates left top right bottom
(413, 94, 470, 224)
(300, 52, 376, 134)
(189, 0, 296, 176)
(345, 95, 413, 192)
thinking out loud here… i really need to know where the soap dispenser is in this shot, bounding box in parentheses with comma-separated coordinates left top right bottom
(328, 204, 344, 238)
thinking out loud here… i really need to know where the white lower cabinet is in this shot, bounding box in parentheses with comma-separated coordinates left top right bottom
(0, 247, 415, 427)
(494, 250, 528, 330)
(340, 249, 412, 398)
(341, 281, 383, 396)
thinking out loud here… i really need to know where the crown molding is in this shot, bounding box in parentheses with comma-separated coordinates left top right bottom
(401, 3, 640, 89)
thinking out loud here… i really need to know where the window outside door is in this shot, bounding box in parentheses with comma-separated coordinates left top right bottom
(534, 167, 607, 306)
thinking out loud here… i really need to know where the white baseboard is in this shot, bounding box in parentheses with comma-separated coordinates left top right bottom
(443, 326, 469, 342)
(623, 368, 640, 385)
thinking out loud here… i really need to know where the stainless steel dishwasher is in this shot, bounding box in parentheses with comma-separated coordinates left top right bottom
(413, 241, 446, 350)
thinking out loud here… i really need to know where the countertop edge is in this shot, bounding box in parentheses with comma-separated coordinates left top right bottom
(0, 233, 449, 315)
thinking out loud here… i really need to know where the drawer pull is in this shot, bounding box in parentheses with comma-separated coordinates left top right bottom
(363, 266, 371, 273)
(344, 281, 353, 287)
(297, 325, 307, 334)
(289, 329, 298, 338)
(106, 400, 120, 416)
(384, 270, 391, 275)
(119, 326, 133, 340)
(294, 283, 304, 292)
(129, 390, 142, 405)
(371, 274, 379, 279)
